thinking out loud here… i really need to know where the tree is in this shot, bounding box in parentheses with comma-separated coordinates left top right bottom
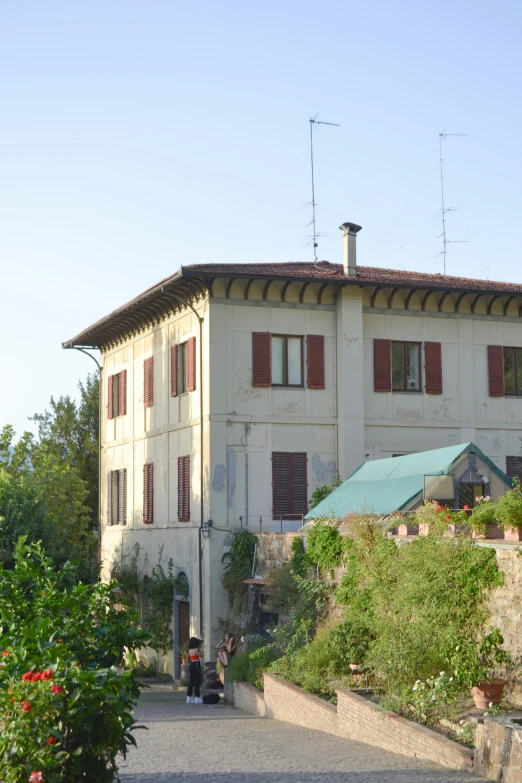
(0, 374, 99, 579)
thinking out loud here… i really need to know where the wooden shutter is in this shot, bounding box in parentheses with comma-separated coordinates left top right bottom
(187, 337, 196, 392)
(374, 339, 391, 392)
(307, 335, 325, 389)
(252, 332, 271, 387)
(118, 469, 127, 525)
(171, 345, 178, 397)
(144, 357, 154, 407)
(425, 342, 443, 394)
(107, 471, 114, 524)
(488, 345, 505, 397)
(272, 452, 289, 517)
(289, 453, 308, 515)
(506, 456, 522, 480)
(178, 456, 190, 522)
(143, 463, 154, 524)
(108, 375, 114, 419)
(119, 370, 127, 415)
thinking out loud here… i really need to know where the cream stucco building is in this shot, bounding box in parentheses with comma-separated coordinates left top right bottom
(64, 222, 522, 673)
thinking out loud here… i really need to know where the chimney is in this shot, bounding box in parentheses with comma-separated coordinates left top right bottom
(339, 222, 362, 276)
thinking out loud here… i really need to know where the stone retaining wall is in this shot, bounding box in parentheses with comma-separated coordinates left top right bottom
(233, 675, 473, 772)
(474, 715, 522, 782)
(233, 681, 266, 717)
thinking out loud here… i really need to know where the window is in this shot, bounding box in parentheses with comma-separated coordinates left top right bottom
(506, 456, 522, 480)
(272, 452, 308, 520)
(503, 348, 522, 396)
(271, 336, 303, 387)
(178, 456, 190, 522)
(144, 357, 154, 407)
(143, 463, 154, 524)
(391, 341, 421, 391)
(108, 371, 126, 418)
(171, 338, 196, 396)
(107, 469, 127, 525)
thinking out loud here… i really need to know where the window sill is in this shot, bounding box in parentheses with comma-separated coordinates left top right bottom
(272, 385, 305, 390)
(504, 394, 522, 398)
(392, 390, 423, 395)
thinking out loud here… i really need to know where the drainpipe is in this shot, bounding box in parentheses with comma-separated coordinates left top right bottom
(161, 288, 205, 638)
(62, 346, 102, 567)
(244, 423, 250, 527)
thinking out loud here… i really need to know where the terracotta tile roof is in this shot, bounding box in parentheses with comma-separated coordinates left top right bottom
(63, 260, 522, 350)
(184, 261, 522, 294)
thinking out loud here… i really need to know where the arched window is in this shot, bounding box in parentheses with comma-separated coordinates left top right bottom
(175, 571, 189, 600)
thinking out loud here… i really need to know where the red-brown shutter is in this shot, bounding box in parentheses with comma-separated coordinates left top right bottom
(374, 339, 391, 392)
(272, 452, 289, 517)
(289, 453, 308, 516)
(425, 342, 443, 395)
(506, 456, 522, 480)
(178, 456, 190, 522)
(252, 332, 271, 387)
(118, 468, 127, 525)
(307, 335, 325, 389)
(488, 345, 505, 397)
(144, 357, 154, 407)
(119, 370, 127, 415)
(171, 345, 178, 397)
(143, 463, 154, 524)
(107, 471, 113, 524)
(108, 375, 114, 419)
(187, 337, 196, 392)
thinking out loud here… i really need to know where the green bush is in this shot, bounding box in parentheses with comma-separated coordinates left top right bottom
(227, 644, 281, 691)
(306, 521, 343, 574)
(0, 540, 150, 782)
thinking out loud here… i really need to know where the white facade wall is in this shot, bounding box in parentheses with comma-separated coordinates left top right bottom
(99, 283, 522, 670)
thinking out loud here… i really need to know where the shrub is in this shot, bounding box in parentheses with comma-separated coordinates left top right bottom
(496, 479, 522, 529)
(306, 522, 343, 574)
(0, 539, 150, 783)
(227, 644, 280, 691)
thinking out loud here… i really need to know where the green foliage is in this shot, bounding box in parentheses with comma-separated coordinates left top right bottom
(306, 521, 344, 574)
(444, 630, 513, 689)
(0, 540, 149, 782)
(221, 530, 257, 605)
(496, 478, 522, 529)
(112, 544, 189, 662)
(308, 481, 340, 510)
(0, 375, 99, 580)
(227, 643, 282, 691)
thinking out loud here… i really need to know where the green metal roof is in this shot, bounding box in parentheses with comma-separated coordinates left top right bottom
(305, 442, 509, 520)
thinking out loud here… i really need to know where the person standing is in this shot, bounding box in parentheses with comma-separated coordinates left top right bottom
(186, 637, 203, 704)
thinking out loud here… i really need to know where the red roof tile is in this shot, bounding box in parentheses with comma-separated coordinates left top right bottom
(184, 261, 522, 294)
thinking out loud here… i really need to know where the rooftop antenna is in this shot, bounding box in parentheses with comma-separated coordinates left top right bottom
(309, 115, 340, 262)
(438, 130, 468, 275)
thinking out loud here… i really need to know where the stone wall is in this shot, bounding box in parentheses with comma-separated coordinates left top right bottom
(233, 681, 266, 716)
(254, 532, 300, 575)
(474, 715, 522, 782)
(486, 545, 522, 705)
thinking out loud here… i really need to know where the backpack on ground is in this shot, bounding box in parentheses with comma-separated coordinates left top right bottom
(202, 693, 220, 704)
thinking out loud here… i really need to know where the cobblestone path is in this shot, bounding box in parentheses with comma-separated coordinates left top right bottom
(119, 689, 478, 783)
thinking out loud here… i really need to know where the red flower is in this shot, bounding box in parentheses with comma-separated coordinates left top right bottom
(1, 650, 9, 657)
(50, 684, 63, 695)
(445, 515, 451, 521)
(463, 504, 471, 510)
(40, 669, 54, 681)
(45, 736, 57, 745)
(29, 773, 44, 783)
(436, 507, 443, 513)
(21, 700, 32, 712)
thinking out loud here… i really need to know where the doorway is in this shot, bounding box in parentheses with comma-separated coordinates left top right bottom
(177, 600, 190, 678)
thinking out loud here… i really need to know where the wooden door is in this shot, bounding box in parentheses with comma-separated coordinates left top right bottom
(177, 601, 190, 678)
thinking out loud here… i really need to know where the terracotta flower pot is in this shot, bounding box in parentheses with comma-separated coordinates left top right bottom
(419, 523, 430, 536)
(445, 524, 471, 538)
(397, 523, 418, 536)
(471, 679, 507, 709)
(503, 527, 522, 542)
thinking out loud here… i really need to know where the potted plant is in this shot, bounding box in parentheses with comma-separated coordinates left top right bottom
(443, 508, 471, 538)
(470, 496, 503, 540)
(415, 500, 449, 536)
(495, 479, 522, 541)
(447, 630, 512, 710)
(177, 644, 189, 664)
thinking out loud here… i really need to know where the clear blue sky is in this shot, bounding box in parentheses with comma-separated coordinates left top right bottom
(2, 1, 522, 435)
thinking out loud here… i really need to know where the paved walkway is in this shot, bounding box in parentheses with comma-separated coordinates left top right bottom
(119, 690, 478, 783)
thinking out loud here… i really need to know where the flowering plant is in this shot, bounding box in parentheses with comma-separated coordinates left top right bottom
(469, 496, 498, 535)
(496, 478, 522, 529)
(0, 540, 150, 783)
(407, 671, 459, 724)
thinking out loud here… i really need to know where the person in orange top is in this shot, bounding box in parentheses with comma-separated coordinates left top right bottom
(186, 637, 204, 704)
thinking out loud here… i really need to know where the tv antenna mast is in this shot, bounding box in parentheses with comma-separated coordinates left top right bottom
(438, 130, 468, 275)
(309, 115, 340, 262)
